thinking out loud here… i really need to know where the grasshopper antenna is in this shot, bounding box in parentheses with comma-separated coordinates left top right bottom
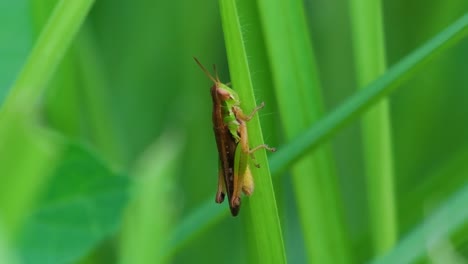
(193, 57, 217, 84)
(212, 64, 221, 83)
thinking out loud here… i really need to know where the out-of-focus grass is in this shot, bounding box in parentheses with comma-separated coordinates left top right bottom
(120, 133, 182, 264)
(349, 0, 397, 255)
(0, 0, 467, 264)
(256, 0, 351, 262)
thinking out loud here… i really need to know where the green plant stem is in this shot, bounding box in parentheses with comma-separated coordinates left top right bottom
(270, 13, 468, 174)
(219, 0, 286, 263)
(255, 0, 351, 262)
(120, 134, 182, 264)
(166, 13, 468, 258)
(75, 24, 123, 166)
(1, 0, 94, 114)
(349, 0, 397, 255)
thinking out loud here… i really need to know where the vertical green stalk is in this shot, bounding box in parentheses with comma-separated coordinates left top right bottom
(120, 134, 182, 264)
(219, 0, 286, 263)
(75, 24, 123, 166)
(349, 0, 397, 255)
(256, 0, 352, 263)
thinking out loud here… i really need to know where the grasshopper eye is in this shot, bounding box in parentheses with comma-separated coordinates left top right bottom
(217, 89, 231, 100)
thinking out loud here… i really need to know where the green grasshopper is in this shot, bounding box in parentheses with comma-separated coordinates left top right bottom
(194, 57, 276, 216)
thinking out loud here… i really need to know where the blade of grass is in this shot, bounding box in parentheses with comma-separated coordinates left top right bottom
(349, 0, 397, 255)
(369, 183, 468, 264)
(120, 133, 182, 264)
(0, 1, 32, 104)
(270, 13, 468, 174)
(1, 0, 94, 114)
(166, 13, 468, 257)
(30, 0, 83, 138)
(255, 0, 352, 262)
(218, 0, 286, 263)
(75, 23, 122, 166)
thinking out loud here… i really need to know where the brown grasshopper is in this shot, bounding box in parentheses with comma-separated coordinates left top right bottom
(194, 57, 275, 216)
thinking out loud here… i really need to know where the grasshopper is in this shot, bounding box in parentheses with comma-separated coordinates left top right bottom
(194, 57, 276, 216)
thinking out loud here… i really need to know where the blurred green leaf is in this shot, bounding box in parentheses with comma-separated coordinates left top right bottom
(16, 143, 129, 264)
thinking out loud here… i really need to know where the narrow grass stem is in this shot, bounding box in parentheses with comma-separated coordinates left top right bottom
(349, 0, 398, 254)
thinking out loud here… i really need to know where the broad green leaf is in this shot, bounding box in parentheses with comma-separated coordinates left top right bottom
(16, 143, 130, 264)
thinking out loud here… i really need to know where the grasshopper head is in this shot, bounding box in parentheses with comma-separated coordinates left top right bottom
(193, 57, 240, 103)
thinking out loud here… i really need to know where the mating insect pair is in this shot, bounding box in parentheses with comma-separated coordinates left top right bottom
(194, 58, 276, 216)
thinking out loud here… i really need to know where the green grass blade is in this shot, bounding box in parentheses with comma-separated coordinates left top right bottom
(164, 13, 468, 257)
(255, 0, 352, 262)
(0, 1, 31, 104)
(75, 24, 122, 165)
(349, 0, 397, 254)
(370, 183, 468, 264)
(270, 13, 468, 174)
(120, 134, 182, 264)
(219, 0, 286, 262)
(1, 0, 94, 113)
(30, 0, 83, 139)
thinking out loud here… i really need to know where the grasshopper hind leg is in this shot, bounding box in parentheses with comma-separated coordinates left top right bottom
(215, 163, 226, 203)
(241, 166, 254, 196)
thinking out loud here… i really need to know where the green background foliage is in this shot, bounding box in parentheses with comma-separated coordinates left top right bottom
(0, 0, 467, 263)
